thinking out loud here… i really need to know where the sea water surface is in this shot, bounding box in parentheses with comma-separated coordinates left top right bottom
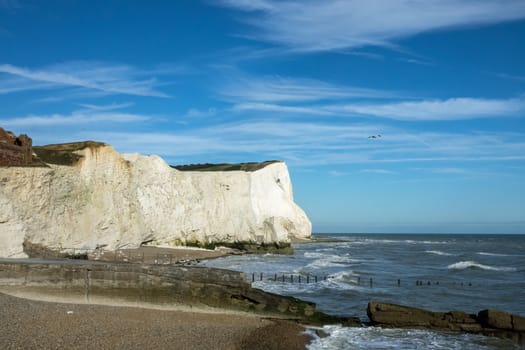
(200, 234, 525, 349)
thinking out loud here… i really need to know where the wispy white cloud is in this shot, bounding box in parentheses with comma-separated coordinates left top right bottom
(73, 119, 525, 168)
(218, 0, 525, 52)
(232, 102, 334, 116)
(232, 97, 525, 121)
(221, 75, 392, 103)
(328, 170, 349, 177)
(493, 72, 525, 82)
(0, 76, 54, 94)
(218, 71, 524, 121)
(329, 97, 525, 121)
(1, 109, 151, 128)
(77, 102, 135, 111)
(218, 0, 274, 12)
(184, 107, 217, 118)
(0, 62, 170, 97)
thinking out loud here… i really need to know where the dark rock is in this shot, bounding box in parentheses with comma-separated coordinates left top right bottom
(368, 301, 525, 346)
(478, 309, 513, 330)
(512, 314, 525, 332)
(367, 301, 479, 331)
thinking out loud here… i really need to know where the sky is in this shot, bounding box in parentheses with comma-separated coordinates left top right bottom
(1, 0, 524, 234)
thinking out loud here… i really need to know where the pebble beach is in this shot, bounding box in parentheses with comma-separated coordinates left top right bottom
(0, 292, 311, 350)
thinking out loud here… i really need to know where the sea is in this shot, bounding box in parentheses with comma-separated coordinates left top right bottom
(200, 234, 525, 349)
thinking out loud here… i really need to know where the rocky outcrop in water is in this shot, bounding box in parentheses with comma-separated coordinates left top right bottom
(0, 141, 311, 258)
(367, 301, 525, 344)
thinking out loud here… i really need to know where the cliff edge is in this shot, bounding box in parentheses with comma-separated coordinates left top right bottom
(0, 142, 311, 258)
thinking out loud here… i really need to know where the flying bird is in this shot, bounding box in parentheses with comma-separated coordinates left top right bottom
(368, 134, 382, 139)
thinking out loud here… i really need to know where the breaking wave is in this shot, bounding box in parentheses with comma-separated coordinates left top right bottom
(447, 261, 517, 272)
(303, 254, 353, 269)
(307, 325, 510, 350)
(425, 250, 454, 256)
(477, 252, 523, 257)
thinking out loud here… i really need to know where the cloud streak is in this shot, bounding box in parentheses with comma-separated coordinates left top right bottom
(0, 62, 170, 97)
(221, 75, 393, 102)
(218, 72, 524, 121)
(232, 97, 525, 121)
(329, 97, 525, 121)
(218, 0, 525, 52)
(1, 107, 151, 128)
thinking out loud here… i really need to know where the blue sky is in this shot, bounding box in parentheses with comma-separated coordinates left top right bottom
(1, 0, 524, 233)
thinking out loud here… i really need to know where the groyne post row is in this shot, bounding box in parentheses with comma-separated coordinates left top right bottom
(250, 273, 485, 288)
(251, 272, 326, 284)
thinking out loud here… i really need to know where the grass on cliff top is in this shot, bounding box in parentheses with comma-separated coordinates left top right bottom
(171, 160, 281, 172)
(32, 141, 279, 170)
(33, 141, 107, 166)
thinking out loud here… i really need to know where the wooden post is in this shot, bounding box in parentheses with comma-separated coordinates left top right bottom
(315, 275, 318, 283)
(369, 278, 373, 287)
(260, 272, 263, 281)
(274, 273, 277, 281)
(291, 275, 294, 283)
(397, 279, 401, 287)
(252, 273, 255, 282)
(282, 273, 285, 282)
(307, 274, 310, 283)
(298, 275, 301, 283)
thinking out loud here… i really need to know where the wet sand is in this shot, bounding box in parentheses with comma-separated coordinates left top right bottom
(0, 292, 311, 350)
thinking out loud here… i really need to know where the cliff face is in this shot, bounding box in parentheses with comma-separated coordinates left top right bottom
(0, 144, 311, 258)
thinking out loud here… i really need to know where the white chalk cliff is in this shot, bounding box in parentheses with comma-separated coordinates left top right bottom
(0, 144, 311, 258)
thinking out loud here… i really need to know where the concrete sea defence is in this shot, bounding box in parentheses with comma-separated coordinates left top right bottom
(0, 260, 350, 326)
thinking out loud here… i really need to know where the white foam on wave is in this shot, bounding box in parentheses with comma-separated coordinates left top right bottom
(425, 250, 454, 256)
(347, 238, 449, 246)
(304, 254, 353, 270)
(303, 252, 326, 259)
(317, 271, 370, 292)
(477, 252, 522, 257)
(307, 325, 508, 350)
(447, 261, 517, 272)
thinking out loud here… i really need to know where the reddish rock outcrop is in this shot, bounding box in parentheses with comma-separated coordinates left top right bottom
(0, 127, 32, 166)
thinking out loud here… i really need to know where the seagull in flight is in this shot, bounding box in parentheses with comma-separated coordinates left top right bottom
(368, 134, 382, 139)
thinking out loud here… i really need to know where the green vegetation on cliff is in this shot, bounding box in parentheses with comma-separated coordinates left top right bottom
(33, 141, 107, 166)
(171, 160, 280, 172)
(182, 240, 294, 255)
